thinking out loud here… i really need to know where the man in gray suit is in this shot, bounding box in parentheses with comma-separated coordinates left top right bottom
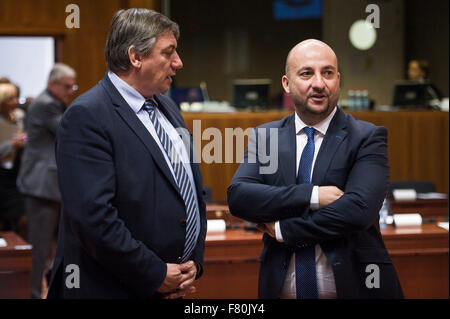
(17, 63, 77, 299)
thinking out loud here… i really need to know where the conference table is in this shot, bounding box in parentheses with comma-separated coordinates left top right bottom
(188, 202, 449, 299)
(0, 199, 447, 299)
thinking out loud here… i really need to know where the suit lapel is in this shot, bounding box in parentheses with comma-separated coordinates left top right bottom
(312, 107, 348, 184)
(100, 76, 180, 193)
(278, 115, 297, 185)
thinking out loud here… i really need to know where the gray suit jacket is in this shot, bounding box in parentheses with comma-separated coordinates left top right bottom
(17, 89, 66, 201)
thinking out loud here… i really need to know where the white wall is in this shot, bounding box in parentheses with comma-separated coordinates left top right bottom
(0, 36, 54, 101)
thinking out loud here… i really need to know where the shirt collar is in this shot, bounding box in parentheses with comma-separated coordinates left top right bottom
(295, 106, 337, 136)
(108, 71, 150, 114)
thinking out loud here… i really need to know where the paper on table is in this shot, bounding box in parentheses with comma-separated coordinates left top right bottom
(0, 238, 7, 247)
(416, 192, 448, 199)
(437, 222, 449, 231)
(15, 244, 32, 250)
(0, 121, 20, 142)
(393, 189, 417, 201)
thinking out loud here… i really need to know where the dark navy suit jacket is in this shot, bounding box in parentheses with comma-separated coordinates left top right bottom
(227, 108, 403, 299)
(47, 74, 207, 298)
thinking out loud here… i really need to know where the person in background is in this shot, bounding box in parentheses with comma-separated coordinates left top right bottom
(407, 59, 429, 82)
(0, 77, 26, 123)
(228, 39, 403, 299)
(0, 83, 27, 240)
(16, 63, 77, 299)
(407, 59, 443, 108)
(0, 77, 11, 84)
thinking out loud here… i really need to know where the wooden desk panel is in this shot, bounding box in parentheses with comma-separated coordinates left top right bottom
(189, 229, 262, 299)
(381, 224, 449, 299)
(182, 111, 449, 202)
(0, 231, 32, 298)
(189, 223, 449, 299)
(391, 199, 448, 218)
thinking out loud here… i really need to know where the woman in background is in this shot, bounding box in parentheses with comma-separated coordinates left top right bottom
(407, 59, 429, 82)
(0, 82, 27, 239)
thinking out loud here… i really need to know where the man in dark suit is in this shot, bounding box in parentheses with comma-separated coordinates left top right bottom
(227, 39, 403, 299)
(17, 63, 77, 299)
(47, 8, 206, 299)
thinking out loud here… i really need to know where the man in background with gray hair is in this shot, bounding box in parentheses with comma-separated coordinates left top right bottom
(17, 62, 77, 299)
(47, 8, 206, 299)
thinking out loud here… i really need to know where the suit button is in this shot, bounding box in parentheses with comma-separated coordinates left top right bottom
(180, 219, 187, 227)
(177, 257, 183, 263)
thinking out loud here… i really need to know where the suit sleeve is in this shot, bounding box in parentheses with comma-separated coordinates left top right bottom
(227, 128, 313, 223)
(280, 126, 390, 247)
(40, 100, 63, 136)
(56, 103, 166, 297)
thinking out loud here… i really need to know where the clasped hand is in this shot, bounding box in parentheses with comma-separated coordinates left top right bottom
(157, 261, 197, 299)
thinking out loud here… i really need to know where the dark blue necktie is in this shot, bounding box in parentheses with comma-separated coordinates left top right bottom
(143, 99, 199, 262)
(295, 127, 319, 299)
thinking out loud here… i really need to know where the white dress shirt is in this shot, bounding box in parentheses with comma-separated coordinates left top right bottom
(275, 107, 338, 299)
(107, 71, 200, 240)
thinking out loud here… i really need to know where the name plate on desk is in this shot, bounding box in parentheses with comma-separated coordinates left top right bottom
(393, 213, 422, 226)
(207, 219, 226, 233)
(393, 189, 417, 201)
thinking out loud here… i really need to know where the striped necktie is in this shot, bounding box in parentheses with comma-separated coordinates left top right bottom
(143, 98, 199, 263)
(295, 126, 319, 299)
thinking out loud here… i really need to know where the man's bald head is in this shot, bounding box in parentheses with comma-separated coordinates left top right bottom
(285, 39, 338, 76)
(281, 39, 341, 125)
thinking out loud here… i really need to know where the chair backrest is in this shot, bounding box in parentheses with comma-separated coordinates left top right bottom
(388, 180, 436, 198)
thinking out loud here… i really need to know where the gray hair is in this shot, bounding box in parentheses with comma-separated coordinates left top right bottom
(48, 63, 76, 82)
(105, 8, 180, 73)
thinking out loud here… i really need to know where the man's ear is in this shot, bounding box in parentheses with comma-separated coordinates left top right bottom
(128, 46, 142, 68)
(47, 80, 58, 93)
(281, 75, 290, 94)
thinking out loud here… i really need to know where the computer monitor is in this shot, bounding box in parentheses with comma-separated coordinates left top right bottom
(232, 79, 271, 109)
(392, 81, 442, 109)
(170, 87, 204, 107)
